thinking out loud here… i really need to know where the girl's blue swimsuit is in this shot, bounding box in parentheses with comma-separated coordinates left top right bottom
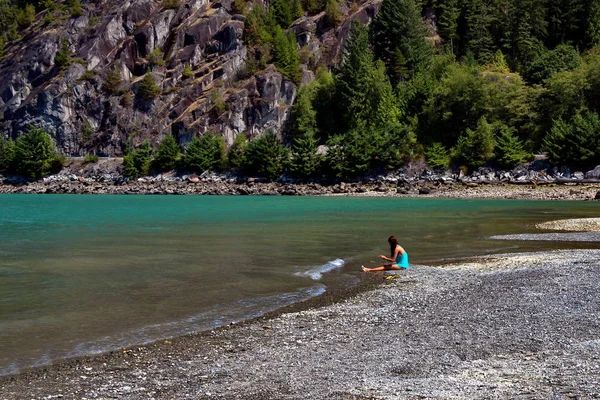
(394, 251, 409, 269)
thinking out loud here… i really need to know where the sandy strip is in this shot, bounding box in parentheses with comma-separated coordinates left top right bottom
(1, 250, 599, 399)
(536, 217, 600, 232)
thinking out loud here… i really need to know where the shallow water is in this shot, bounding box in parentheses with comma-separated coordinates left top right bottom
(1, 195, 599, 375)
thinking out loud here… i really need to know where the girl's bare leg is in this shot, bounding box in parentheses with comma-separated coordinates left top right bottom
(361, 264, 400, 272)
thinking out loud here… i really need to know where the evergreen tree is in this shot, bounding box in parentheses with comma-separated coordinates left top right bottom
(494, 125, 532, 168)
(290, 85, 317, 139)
(16, 3, 35, 28)
(585, 0, 600, 48)
(154, 134, 181, 172)
(425, 142, 451, 170)
(370, 0, 432, 83)
(462, 0, 497, 64)
(14, 125, 62, 179)
(271, 0, 293, 28)
(451, 116, 495, 169)
(272, 26, 300, 83)
(336, 23, 400, 132)
(227, 134, 248, 169)
(324, 128, 376, 178)
(0, 136, 16, 174)
(503, 0, 548, 70)
(122, 140, 153, 179)
(103, 66, 123, 95)
(543, 111, 600, 169)
(289, 132, 322, 178)
(54, 38, 71, 69)
(436, 0, 460, 53)
(244, 132, 289, 180)
(138, 73, 161, 100)
(183, 133, 225, 173)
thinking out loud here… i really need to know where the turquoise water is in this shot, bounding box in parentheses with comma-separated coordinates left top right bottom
(1, 195, 599, 375)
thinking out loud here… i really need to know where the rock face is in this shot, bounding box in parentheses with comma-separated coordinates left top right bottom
(0, 0, 382, 155)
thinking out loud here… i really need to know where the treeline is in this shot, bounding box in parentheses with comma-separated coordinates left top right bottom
(280, 0, 600, 177)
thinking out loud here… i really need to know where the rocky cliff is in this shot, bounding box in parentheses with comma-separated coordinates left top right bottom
(0, 0, 382, 155)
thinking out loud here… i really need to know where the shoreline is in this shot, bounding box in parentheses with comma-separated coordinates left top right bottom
(2, 245, 599, 398)
(1, 180, 600, 200)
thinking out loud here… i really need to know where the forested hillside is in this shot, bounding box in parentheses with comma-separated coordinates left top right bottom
(1, 0, 600, 180)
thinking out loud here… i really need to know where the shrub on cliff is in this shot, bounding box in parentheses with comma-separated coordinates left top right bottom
(122, 140, 154, 179)
(54, 38, 72, 69)
(103, 67, 123, 95)
(183, 133, 225, 173)
(244, 132, 289, 180)
(0, 136, 16, 174)
(137, 73, 161, 101)
(16, 4, 35, 28)
(14, 126, 63, 179)
(154, 134, 181, 172)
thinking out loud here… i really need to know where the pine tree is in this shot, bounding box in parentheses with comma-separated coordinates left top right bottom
(271, 0, 293, 28)
(543, 111, 600, 169)
(436, 0, 460, 53)
(244, 132, 289, 180)
(54, 38, 72, 69)
(183, 133, 225, 173)
(103, 66, 123, 95)
(289, 133, 322, 178)
(451, 116, 496, 169)
(122, 140, 154, 179)
(494, 125, 532, 168)
(227, 134, 248, 169)
(0, 136, 16, 174)
(370, 0, 432, 83)
(138, 73, 161, 100)
(14, 126, 62, 179)
(154, 134, 181, 171)
(272, 26, 300, 83)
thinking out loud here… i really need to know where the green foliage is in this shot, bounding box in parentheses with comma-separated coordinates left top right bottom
(66, 0, 82, 17)
(54, 38, 71, 69)
(542, 111, 600, 169)
(182, 64, 193, 80)
(231, 0, 247, 14)
(211, 89, 227, 115)
(324, 0, 341, 28)
(324, 129, 376, 178)
(137, 73, 161, 100)
(183, 133, 225, 173)
(425, 142, 451, 170)
(271, 0, 293, 27)
(422, 62, 486, 146)
(154, 134, 181, 171)
(103, 67, 123, 95)
(14, 126, 63, 179)
(162, 0, 180, 9)
(16, 3, 35, 28)
(244, 132, 289, 180)
(84, 154, 99, 164)
(122, 140, 153, 179)
(451, 116, 495, 169)
(289, 132, 322, 178)
(227, 134, 248, 169)
(494, 125, 532, 169)
(524, 43, 581, 83)
(147, 48, 166, 67)
(370, 0, 432, 83)
(290, 85, 317, 139)
(0, 136, 16, 174)
(336, 23, 400, 132)
(272, 26, 300, 83)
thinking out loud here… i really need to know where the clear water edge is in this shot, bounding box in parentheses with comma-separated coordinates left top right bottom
(1, 195, 599, 375)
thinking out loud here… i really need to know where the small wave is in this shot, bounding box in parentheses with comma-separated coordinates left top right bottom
(295, 258, 345, 281)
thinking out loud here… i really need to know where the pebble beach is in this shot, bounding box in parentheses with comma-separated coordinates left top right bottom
(1, 215, 600, 399)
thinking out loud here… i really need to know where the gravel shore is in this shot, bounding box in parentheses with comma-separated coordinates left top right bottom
(2, 246, 599, 399)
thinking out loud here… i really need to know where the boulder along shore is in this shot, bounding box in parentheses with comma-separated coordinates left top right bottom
(2, 175, 600, 200)
(1, 245, 599, 399)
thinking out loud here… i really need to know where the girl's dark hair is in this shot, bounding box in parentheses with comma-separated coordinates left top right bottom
(388, 236, 398, 257)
